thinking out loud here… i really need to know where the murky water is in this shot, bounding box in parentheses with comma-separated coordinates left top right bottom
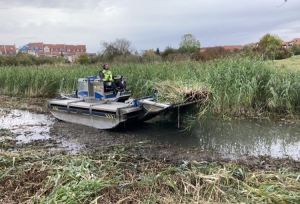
(0, 109, 53, 142)
(1, 108, 300, 160)
(0, 109, 82, 151)
(194, 119, 300, 159)
(122, 118, 300, 160)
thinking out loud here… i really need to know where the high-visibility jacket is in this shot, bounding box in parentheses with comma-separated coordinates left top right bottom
(102, 70, 113, 81)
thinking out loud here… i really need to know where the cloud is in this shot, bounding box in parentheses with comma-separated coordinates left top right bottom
(0, 0, 102, 9)
(0, 0, 299, 53)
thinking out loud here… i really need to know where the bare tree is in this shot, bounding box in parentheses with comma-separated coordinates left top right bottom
(100, 38, 134, 61)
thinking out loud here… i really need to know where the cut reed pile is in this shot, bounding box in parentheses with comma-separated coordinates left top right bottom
(153, 80, 211, 104)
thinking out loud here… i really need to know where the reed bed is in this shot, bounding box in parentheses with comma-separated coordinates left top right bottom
(0, 143, 299, 204)
(0, 65, 97, 97)
(1, 56, 300, 117)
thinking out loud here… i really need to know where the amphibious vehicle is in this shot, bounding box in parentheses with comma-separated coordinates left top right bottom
(48, 75, 206, 129)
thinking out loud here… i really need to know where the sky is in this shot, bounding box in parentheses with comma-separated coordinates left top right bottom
(0, 0, 299, 54)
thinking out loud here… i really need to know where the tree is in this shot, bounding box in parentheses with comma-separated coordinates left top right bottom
(100, 38, 134, 61)
(141, 49, 161, 62)
(161, 45, 176, 58)
(144, 49, 155, 55)
(192, 46, 231, 61)
(57, 56, 65, 64)
(178, 34, 200, 54)
(259, 34, 282, 50)
(76, 54, 90, 65)
(258, 34, 283, 60)
(289, 43, 300, 56)
(155, 48, 160, 55)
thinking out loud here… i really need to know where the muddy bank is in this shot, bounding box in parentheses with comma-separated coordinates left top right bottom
(0, 95, 49, 114)
(0, 95, 299, 171)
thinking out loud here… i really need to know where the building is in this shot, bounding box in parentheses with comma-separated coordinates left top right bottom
(1, 42, 96, 62)
(0, 45, 16, 55)
(23, 42, 87, 62)
(288, 38, 300, 46)
(16, 42, 92, 62)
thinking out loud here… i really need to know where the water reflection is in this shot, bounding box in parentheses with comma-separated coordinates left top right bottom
(127, 118, 300, 160)
(195, 119, 300, 159)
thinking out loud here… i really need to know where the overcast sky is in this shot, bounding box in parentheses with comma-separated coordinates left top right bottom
(0, 0, 299, 53)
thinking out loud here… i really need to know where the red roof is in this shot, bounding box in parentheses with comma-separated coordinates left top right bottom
(0, 45, 16, 54)
(28, 42, 43, 50)
(65, 45, 86, 52)
(289, 38, 300, 45)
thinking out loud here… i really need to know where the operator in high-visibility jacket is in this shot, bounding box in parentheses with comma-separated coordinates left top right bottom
(102, 65, 113, 81)
(101, 64, 124, 94)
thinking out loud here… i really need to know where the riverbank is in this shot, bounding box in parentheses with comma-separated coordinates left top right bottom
(1, 95, 300, 203)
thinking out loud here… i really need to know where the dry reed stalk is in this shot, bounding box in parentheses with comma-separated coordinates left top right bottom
(154, 80, 211, 104)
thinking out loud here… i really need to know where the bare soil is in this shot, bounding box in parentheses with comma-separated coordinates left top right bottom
(1, 95, 299, 172)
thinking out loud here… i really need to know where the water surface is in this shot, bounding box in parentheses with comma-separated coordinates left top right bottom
(1, 108, 299, 160)
(126, 118, 300, 160)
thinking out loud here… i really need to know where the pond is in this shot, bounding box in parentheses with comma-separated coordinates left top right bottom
(128, 118, 300, 160)
(1, 108, 299, 160)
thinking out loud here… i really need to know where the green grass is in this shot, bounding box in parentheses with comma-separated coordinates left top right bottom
(269, 55, 300, 70)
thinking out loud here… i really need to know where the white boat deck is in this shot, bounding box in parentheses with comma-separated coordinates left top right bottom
(49, 99, 131, 112)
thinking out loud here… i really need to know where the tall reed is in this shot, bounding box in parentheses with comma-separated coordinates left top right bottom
(1, 56, 300, 116)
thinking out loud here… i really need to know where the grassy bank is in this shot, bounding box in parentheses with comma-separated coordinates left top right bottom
(0, 135, 299, 204)
(271, 55, 300, 70)
(1, 56, 300, 117)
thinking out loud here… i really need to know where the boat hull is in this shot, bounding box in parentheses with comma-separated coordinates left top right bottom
(48, 98, 141, 129)
(50, 110, 121, 129)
